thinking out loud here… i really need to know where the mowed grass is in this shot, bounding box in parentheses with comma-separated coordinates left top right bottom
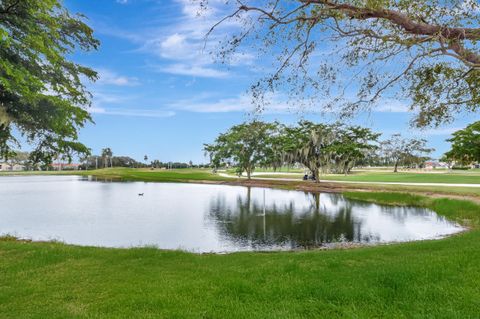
(4, 167, 480, 184)
(254, 170, 480, 184)
(87, 168, 230, 182)
(0, 168, 230, 183)
(322, 171, 480, 184)
(1, 193, 480, 318)
(226, 166, 304, 173)
(5, 168, 480, 198)
(91, 169, 480, 197)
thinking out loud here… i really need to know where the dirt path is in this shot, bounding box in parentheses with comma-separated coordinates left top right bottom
(218, 173, 480, 188)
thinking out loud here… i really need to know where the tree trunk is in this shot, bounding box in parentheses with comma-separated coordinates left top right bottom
(246, 167, 251, 179)
(313, 169, 320, 183)
(394, 160, 399, 173)
(313, 193, 320, 211)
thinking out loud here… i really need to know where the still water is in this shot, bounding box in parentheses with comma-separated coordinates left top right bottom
(0, 175, 463, 252)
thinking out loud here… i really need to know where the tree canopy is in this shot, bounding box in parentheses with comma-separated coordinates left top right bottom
(0, 0, 99, 164)
(101, 148, 113, 168)
(281, 121, 379, 180)
(205, 120, 380, 181)
(204, 121, 279, 179)
(443, 121, 480, 165)
(203, 0, 480, 127)
(380, 134, 433, 172)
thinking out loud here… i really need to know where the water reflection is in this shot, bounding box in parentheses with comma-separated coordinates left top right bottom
(209, 190, 367, 249)
(207, 188, 456, 250)
(0, 176, 463, 252)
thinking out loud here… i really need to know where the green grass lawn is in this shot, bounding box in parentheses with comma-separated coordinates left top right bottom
(1, 193, 480, 318)
(0, 168, 230, 183)
(4, 167, 480, 184)
(254, 171, 480, 184)
(87, 168, 230, 182)
(225, 166, 304, 174)
(322, 171, 480, 184)
(5, 168, 480, 198)
(89, 169, 480, 197)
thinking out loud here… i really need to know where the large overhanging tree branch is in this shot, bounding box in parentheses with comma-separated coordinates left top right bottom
(203, 0, 480, 127)
(0, 0, 99, 164)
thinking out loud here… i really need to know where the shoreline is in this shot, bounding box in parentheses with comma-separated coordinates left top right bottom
(4, 170, 480, 203)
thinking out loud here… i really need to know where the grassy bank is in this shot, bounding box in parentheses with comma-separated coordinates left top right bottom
(4, 168, 480, 185)
(323, 171, 480, 184)
(4, 167, 480, 198)
(254, 171, 480, 184)
(0, 168, 230, 183)
(1, 193, 480, 318)
(85, 168, 230, 183)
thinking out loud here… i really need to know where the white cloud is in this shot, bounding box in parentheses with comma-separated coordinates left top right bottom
(159, 64, 229, 78)
(168, 92, 293, 114)
(110, 0, 251, 78)
(90, 107, 175, 118)
(91, 90, 131, 105)
(116, 0, 128, 4)
(374, 99, 410, 113)
(160, 33, 187, 56)
(168, 91, 414, 115)
(88, 88, 175, 118)
(414, 127, 461, 136)
(96, 69, 140, 87)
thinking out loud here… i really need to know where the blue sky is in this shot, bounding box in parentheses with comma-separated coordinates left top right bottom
(63, 0, 477, 163)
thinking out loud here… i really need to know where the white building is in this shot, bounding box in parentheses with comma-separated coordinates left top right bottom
(0, 162, 25, 171)
(424, 161, 449, 170)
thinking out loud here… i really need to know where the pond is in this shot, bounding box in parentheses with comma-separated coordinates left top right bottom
(0, 175, 463, 253)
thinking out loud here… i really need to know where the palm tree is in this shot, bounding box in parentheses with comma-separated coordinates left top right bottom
(144, 155, 149, 168)
(101, 148, 113, 168)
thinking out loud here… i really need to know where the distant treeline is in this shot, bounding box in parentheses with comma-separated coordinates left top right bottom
(204, 121, 434, 180)
(80, 156, 204, 170)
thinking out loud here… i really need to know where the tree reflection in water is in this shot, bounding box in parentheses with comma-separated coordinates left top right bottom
(207, 188, 380, 250)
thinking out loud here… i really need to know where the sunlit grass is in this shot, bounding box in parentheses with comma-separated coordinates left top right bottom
(252, 170, 480, 184)
(0, 167, 230, 182)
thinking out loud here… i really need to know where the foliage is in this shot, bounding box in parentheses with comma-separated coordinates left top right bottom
(282, 122, 379, 180)
(204, 121, 279, 179)
(81, 155, 142, 170)
(323, 125, 380, 174)
(444, 121, 480, 165)
(380, 134, 433, 172)
(281, 121, 334, 181)
(101, 148, 113, 168)
(0, 0, 99, 164)
(203, 0, 480, 127)
(206, 120, 379, 181)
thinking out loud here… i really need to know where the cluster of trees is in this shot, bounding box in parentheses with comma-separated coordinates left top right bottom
(204, 121, 433, 181)
(80, 148, 197, 170)
(1, 1, 477, 168)
(81, 155, 139, 170)
(377, 134, 433, 172)
(1, 1, 479, 168)
(150, 160, 197, 169)
(442, 122, 480, 167)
